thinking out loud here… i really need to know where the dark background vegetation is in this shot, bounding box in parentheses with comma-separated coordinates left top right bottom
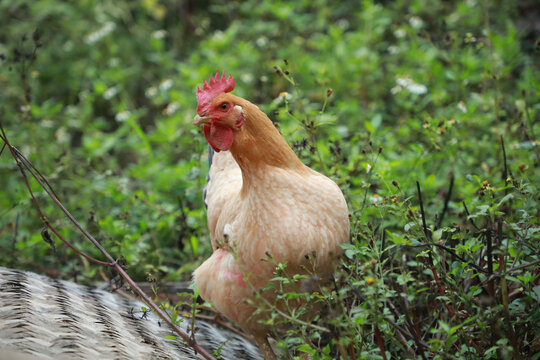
(0, 0, 538, 358)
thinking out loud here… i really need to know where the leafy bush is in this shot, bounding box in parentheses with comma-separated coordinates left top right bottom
(0, 0, 538, 358)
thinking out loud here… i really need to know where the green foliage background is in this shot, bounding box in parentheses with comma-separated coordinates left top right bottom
(0, 0, 538, 358)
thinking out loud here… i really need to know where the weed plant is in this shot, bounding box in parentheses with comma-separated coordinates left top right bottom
(0, 0, 538, 358)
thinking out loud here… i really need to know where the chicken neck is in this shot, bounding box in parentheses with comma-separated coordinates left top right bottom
(229, 97, 307, 192)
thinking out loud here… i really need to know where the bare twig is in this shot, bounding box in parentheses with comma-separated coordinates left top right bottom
(436, 174, 454, 230)
(462, 201, 481, 231)
(0, 123, 217, 360)
(500, 135, 508, 181)
(0, 133, 112, 266)
(486, 228, 494, 296)
(374, 325, 388, 360)
(386, 299, 424, 358)
(416, 181, 432, 260)
(416, 181, 455, 317)
(508, 259, 540, 272)
(403, 243, 487, 273)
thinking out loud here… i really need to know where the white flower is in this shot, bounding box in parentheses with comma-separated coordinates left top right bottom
(85, 22, 116, 44)
(457, 101, 467, 113)
(394, 29, 406, 38)
(277, 92, 292, 100)
(164, 102, 180, 115)
(408, 83, 427, 95)
(394, 76, 427, 95)
(159, 79, 173, 91)
(273, 91, 292, 105)
(387, 45, 399, 54)
(391, 86, 402, 94)
(55, 127, 69, 143)
(41, 119, 54, 128)
(152, 30, 167, 39)
(103, 86, 118, 100)
(256, 36, 268, 47)
(115, 111, 131, 122)
(213, 30, 225, 41)
(241, 73, 253, 83)
(396, 77, 410, 88)
(409, 16, 423, 29)
(337, 19, 350, 30)
(145, 86, 158, 98)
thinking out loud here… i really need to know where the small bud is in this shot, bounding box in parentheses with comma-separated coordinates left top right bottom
(378, 146, 382, 154)
(283, 59, 288, 65)
(33, 29, 41, 41)
(392, 180, 399, 188)
(326, 88, 333, 97)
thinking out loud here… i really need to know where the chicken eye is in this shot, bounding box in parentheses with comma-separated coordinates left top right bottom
(219, 103, 229, 111)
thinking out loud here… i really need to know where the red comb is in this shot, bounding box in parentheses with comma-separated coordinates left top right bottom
(196, 70, 235, 114)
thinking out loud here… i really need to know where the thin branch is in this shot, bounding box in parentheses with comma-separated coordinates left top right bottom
(0, 123, 217, 360)
(500, 135, 508, 181)
(416, 181, 432, 262)
(436, 174, 454, 230)
(508, 259, 540, 273)
(462, 201, 481, 231)
(384, 314, 430, 350)
(403, 243, 488, 273)
(0, 130, 112, 266)
(374, 325, 388, 360)
(486, 227, 494, 296)
(416, 181, 430, 241)
(415, 181, 455, 317)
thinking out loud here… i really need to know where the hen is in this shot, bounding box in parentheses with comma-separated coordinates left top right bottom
(192, 71, 349, 359)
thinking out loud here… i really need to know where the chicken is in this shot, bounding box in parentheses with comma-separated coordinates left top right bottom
(192, 71, 350, 359)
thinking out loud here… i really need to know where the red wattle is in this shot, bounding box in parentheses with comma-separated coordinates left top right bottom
(204, 123, 234, 152)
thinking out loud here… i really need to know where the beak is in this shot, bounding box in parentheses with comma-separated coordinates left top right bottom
(193, 114, 212, 126)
